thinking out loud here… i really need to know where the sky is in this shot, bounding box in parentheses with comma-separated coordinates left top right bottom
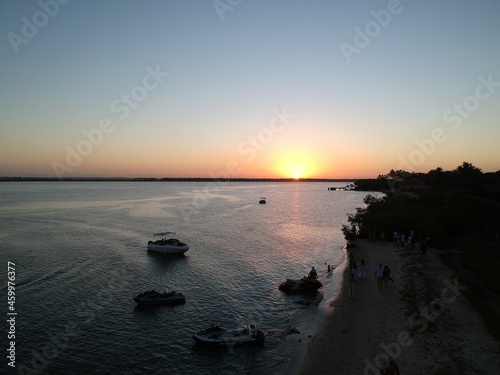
(1, 0, 499, 179)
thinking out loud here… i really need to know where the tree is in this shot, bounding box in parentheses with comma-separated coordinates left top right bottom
(453, 162, 482, 190)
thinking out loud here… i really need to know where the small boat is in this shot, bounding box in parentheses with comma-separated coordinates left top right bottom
(278, 277, 322, 294)
(259, 197, 266, 204)
(133, 290, 185, 306)
(192, 323, 265, 347)
(147, 232, 189, 254)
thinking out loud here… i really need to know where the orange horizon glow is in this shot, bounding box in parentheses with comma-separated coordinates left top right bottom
(4, 140, 497, 180)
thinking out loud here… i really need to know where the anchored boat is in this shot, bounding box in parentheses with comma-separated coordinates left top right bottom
(147, 232, 189, 254)
(133, 290, 185, 306)
(192, 323, 265, 347)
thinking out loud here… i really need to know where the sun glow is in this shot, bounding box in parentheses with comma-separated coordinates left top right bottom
(283, 164, 306, 179)
(274, 152, 318, 179)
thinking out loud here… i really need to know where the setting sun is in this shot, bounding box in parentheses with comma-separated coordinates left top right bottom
(272, 150, 320, 179)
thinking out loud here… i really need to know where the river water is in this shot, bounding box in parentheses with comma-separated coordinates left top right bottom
(0, 181, 370, 375)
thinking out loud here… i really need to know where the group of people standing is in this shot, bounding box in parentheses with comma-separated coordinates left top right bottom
(392, 229, 415, 250)
(345, 246, 400, 373)
(374, 263, 394, 289)
(348, 252, 394, 293)
(313, 249, 396, 300)
(392, 229, 430, 255)
(349, 254, 366, 279)
(347, 253, 367, 298)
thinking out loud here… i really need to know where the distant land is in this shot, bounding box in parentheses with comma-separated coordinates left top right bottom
(0, 176, 356, 182)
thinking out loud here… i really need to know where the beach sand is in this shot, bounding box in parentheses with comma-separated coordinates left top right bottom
(296, 240, 500, 375)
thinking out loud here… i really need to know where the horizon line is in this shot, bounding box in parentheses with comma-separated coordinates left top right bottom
(0, 176, 362, 182)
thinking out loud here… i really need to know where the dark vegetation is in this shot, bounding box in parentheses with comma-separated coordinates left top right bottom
(343, 162, 500, 340)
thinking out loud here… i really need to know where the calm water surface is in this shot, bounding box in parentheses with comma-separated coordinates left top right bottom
(0, 181, 370, 375)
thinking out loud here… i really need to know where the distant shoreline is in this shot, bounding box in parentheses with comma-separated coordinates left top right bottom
(0, 177, 356, 182)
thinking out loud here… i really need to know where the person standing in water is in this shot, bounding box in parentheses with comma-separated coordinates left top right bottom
(308, 266, 318, 279)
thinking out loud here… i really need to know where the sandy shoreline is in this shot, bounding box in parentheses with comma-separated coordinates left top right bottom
(295, 240, 500, 375)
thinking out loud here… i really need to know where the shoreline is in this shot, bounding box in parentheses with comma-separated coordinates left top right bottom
(295, 240, 500, 374)
(282, 248, 349, 374)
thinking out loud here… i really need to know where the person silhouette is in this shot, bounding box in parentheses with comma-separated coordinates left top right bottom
(308, 267, 318, 279)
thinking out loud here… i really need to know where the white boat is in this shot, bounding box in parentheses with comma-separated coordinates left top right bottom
(192, 323, 265, 347)
(147, 232, 189, 254)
